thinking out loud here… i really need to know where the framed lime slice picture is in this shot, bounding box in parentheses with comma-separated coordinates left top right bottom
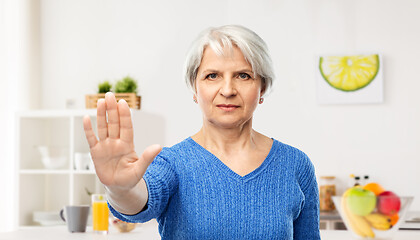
(317, 54, 383, 104)
(319, 54, 380, 92)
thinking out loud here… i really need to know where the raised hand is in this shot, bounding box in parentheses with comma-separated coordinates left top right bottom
(83, 92, 162, 191)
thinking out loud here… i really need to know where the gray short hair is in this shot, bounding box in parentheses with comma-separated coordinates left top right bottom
(183, 25, 275, 96)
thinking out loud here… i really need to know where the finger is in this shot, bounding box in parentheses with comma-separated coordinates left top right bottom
(97, 98, 108, 140)
(118, 99, 133, 143)
(105, 92, 120, 139)
(83, 115, 98, 148)
(136, 144, 162, 177)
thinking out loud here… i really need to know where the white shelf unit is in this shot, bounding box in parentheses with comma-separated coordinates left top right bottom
(16, 109, 165, 226)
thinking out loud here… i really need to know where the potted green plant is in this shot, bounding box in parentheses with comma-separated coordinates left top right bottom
(114, 76, 138, 94)
(85, 76, 141, 109)
(97, 81, 112, 93)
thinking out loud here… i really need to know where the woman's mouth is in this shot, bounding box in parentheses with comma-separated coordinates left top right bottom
(216, 104, 239, 112)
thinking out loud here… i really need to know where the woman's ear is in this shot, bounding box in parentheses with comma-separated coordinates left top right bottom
(260, 78, 267, 97)
(193, 78, 198, 94)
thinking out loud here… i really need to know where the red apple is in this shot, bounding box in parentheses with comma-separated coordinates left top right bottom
(377, 191, 401, 216)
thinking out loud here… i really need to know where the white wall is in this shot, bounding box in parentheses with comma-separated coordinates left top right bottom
(0, 0, 42, 231)
(39, 0, 420, 210)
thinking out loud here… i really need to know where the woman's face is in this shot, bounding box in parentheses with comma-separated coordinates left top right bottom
(195, 45, 264, 129)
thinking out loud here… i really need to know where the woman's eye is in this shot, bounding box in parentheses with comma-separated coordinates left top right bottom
(206, 73, 217, 79)
(238, 73, 251, 80)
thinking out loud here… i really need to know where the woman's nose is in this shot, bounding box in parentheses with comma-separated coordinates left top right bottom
(219, 78, 237, 97)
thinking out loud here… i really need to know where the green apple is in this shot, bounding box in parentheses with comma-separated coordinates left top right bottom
(346, 187, 377, 216)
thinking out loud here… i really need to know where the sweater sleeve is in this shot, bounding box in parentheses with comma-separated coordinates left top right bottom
(109, 150, 178, 223)
(293, 154, 321, 240)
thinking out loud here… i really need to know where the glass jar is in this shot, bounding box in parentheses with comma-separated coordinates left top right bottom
(319, 176, 336, 212)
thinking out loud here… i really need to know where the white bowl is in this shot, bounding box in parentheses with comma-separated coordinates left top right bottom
(37, 146, 68, 169)
(33, 211, 65, 226)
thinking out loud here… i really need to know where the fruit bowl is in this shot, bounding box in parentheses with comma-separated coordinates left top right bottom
(332, 196, 413, 239)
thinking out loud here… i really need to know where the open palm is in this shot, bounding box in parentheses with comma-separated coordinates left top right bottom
(83, 92, 161, 191)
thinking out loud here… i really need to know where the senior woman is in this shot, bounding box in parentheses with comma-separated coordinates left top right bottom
(83, 25, 320, 239)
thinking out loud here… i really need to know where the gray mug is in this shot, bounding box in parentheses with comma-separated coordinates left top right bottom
(60, 205, 90, 233)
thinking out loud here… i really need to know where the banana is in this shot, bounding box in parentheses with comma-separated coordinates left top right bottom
(341, 189, 375, 238)
(364, 213, 392, 230)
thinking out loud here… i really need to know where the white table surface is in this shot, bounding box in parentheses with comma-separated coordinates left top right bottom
(1, 220, 420, 239)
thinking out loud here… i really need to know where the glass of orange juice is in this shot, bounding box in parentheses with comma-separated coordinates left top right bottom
(92, 194, 109, 234)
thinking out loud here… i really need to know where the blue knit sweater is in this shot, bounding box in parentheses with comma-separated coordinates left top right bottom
(109, 137, 320, 239)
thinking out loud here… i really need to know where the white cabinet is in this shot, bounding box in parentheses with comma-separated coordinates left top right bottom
(16, 109, 165, 226)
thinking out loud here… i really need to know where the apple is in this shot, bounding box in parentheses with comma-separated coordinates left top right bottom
(346, 187, 377, 216)
(378, 191, 401, 216)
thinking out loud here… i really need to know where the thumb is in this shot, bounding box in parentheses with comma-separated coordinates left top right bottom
(141, 144, 162, 165)
(135, 144, 162, 180)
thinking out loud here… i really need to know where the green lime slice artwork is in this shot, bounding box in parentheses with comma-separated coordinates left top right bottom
(319, 54, 380, 92)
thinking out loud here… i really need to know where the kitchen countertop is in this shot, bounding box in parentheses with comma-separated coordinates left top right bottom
(320, 210, 420, 231)
(1, 220, 420, 239)
(320, 230, 420, 240)
(0, 220, 160, 240)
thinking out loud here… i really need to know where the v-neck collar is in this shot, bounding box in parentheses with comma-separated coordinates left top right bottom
(187, 137, 277, 182)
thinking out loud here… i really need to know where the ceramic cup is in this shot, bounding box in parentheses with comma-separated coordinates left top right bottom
(74, 152, 91, 170)
(60, 205, 90, 233)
